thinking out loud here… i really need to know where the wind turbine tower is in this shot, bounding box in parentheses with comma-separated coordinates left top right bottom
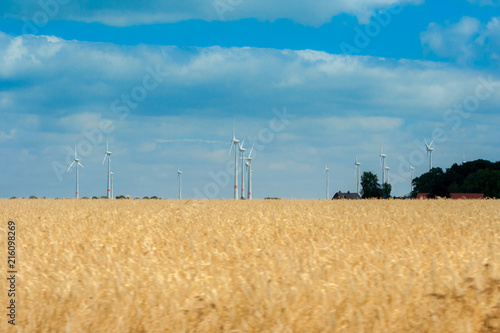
(229, 123, 240, 200)
(325, 162, 330, 200)
(425, 139, 435, 171)
(67, 144, 84, 198)
(178, 169, 182, 199)
(246, 144, 254, 200)
(239, 139, 247, 199)
(103, 138, 112, 199)
(379, 144, 387, 184)
(110, 172, 114, 199)
(355, 155, 361, 194)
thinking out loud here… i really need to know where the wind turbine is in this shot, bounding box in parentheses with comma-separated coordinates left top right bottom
(239, 138, 247, 199)
(325, 162, 330, 200)
(228, 121, 239, 200)
(462, 151, 467, 164)
(246, 144, 255, 200)
(379, 144, 387, 184)
(355, 155, 361, 194)
(385, 166, 390, 185)
(103, 138, 112, 199)
(409, 164, 415, 193)
(177, 169, 182, 199)
(425, 138, 434, 171)
(110, 172, 114, 199)
(67, 144, 83, 199)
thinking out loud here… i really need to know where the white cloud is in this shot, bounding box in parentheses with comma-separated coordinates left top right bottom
(466, 0, 499, 6)
(322, 116, 404, 131)
(58, 112, 104, 132)
(0, 34, 495, 121)
(1, 0, 420, 27)
(18, 148, 36, 162)
(0, 129, 17, 142)
(421, 16, 500, 63)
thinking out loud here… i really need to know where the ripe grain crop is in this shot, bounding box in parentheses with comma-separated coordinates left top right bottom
(1, 199, 499, 332)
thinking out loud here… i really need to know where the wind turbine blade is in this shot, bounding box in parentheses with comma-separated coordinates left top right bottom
(228, 143, 233, 156)
(78, 162, 84, 168)
(102, 154, 107, 165)
(240, 137, 246, 149)
(67, 161, 75, 172)
(74, 143, 77, 158)
(429, 139, 434, 147)
(248, 144, 254, 158)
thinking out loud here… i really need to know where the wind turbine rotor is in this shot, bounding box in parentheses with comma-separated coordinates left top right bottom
(67, 161, 75, 172)
(67, 144, 84, 198)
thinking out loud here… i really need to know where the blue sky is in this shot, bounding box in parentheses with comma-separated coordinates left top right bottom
(0, 0, 499, 199)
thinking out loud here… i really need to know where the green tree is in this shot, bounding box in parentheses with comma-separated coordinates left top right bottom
(411, 167, 446, 197)
(428, 183, 451, 198)
(462, 169, 500, 198)
(361, 172, 383, 198)
(411, 161, 500, 198)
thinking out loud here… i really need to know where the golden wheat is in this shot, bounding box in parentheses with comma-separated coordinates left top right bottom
(1, 199, 499, 332)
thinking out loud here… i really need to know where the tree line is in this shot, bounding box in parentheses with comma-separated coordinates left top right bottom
(411, 159, 500, 198)
(359, 159, 499, 199)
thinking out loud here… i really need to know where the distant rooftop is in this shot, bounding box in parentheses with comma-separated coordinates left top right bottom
(332, 191, 361, 200)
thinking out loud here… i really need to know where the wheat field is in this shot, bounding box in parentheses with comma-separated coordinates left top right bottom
(1, 199, 499, 332)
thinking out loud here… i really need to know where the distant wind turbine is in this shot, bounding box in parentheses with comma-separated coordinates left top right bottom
(425, 138, 435, 171)
(239, 138, 247, 199)
(178, 169, 182, 199)
(246, 144, 255, 200)
(228, 121, 240, 200)
(355, 155, 361, 194)
(67, 144, 83, 199)
(379, 144, 387, 184)
(103, 138, 112, 199)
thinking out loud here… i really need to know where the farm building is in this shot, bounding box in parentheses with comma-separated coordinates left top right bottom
(332, 191, 361, 200)
(417, 193, 485, 199)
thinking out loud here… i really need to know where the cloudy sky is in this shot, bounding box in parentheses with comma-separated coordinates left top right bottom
(0, 0, 499, 199)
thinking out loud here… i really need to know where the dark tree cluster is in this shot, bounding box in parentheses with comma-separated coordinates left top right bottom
(411, 159, 500, 198)
(361, 172, 392, 199)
